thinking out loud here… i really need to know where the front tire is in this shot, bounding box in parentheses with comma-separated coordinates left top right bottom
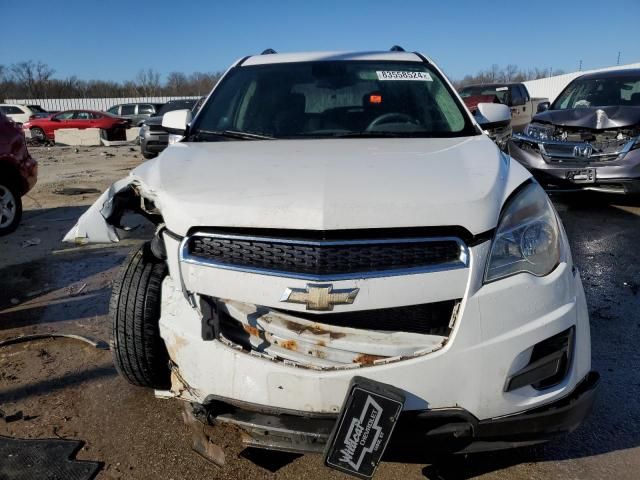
(0, 180, 22, 236)
(30, 127, 46, 142)
(110, 243, 171, 389)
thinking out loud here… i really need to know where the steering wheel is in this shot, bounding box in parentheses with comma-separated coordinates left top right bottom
(365, 112, 418, 131)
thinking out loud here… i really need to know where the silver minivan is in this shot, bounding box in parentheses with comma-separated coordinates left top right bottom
(105, 103, 164, 126)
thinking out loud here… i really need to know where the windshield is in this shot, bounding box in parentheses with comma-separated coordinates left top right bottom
(27, 105, 47, 113)
(158, 100, 196, 116)
(458, 85, 509, 104)
(190, 61, 475, 140)
(552, 75, 640, 109)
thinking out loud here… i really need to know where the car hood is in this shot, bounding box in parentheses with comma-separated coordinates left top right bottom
(142, 115, 163, 126)
(124, 136, 520, 236)
(533, 105, 640, 129)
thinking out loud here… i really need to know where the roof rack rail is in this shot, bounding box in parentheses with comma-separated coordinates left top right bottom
(261, 48, 277, 55)
(390, 45, 405, 52)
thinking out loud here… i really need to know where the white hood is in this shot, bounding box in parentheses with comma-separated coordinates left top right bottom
(65, 136, 531, 243)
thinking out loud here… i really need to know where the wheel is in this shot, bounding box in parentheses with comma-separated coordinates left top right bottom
(110, 242, 171, 389)
(142, 150, 157, 159)
(30, 127, 46, 142)
(0, 180, 22, 236)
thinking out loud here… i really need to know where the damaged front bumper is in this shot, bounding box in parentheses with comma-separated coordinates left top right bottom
(509, 135, 640, 194)
(157, 228, 593, 431)
(185, 371, 599, 456)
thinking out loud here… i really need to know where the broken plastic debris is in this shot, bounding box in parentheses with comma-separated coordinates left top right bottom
(21, 237, 41, 247)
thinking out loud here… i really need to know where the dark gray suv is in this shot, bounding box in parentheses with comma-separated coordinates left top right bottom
(139, 99, 203, 158)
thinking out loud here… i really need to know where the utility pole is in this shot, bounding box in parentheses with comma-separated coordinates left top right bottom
(617, 51, 621, 65)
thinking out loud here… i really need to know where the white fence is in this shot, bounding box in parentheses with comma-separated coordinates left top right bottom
(523, 62, 640, 103)
(4, 96, 200, 112)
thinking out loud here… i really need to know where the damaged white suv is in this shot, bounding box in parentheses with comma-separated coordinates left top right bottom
(66, 49, 598, 478)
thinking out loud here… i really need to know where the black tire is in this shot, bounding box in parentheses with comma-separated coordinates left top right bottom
(0, 179, 22, 236)
(110, 243, 171, 389)
(30, 127, 46, 142)
(142, 151, 157, 159)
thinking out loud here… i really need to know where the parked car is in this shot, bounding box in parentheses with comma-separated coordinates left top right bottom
(0, 112, 37, 235)
(509, 68, 640, 194)
(22, 110, 130, 142)
(106, 103, 164, 126)
(0, 104, 48, 124)
(139, 98, 203, 159)
(459, 83, 548, 132)
(66, 49, 597, 478)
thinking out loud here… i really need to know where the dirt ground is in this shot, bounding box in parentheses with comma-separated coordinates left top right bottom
(1, 145, 639, 479)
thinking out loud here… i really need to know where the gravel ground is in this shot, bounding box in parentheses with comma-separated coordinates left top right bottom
(1, 145, 639, 479)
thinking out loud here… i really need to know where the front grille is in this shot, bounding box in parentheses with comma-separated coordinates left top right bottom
(275, 300, 458, 335)
(186, 233, 465, 278)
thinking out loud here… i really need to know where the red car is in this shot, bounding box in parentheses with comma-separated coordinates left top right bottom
(22, 109, 130, 141)
(0, 112, 37, 235)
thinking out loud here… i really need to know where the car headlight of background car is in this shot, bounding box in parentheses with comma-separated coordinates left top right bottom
(484, 182, 562, 283)
(523, 123, 555, 141)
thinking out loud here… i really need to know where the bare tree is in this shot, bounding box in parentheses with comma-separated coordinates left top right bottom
(135, 68, 161, 96)
(166, 72, 188, 96)
(11, 60, 55, 98)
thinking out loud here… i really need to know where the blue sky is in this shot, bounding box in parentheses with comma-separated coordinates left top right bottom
(2, 0, 638, 82)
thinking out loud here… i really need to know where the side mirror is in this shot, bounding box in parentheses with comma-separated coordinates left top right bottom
(162, 109, 192, 134)
(475, 103, 511, 129)
(537, 101, 550, 113)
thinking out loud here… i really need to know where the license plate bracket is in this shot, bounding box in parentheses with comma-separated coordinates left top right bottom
(566, 168, 596, 184)
(324, 377, 405, 479)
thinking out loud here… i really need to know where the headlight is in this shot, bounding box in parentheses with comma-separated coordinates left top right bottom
(484, 182, 562, 283)
(524, 123, 554, 141)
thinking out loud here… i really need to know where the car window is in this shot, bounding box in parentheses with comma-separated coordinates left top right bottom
(121, 105, 136, 115)
(510, 86, 523, 106)
(107, 106, 120, 115)
(75, 111, 92, 120)
(54, 111, 75, 120)
(519, 85, 529, 101)
(90, 112, 103, 119)
(1, 106, 24, 114)
(138, 104, 155, 115)
(192, 61, 474, 139)
(458, 86, 509, 104)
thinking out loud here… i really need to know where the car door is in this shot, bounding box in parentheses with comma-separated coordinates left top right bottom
(72, 111, 94, 129)
(509, 86, 527, 132)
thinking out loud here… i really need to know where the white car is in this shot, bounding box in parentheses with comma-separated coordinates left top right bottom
(0, 104, 48, 124)
(65, 49, 598, 478)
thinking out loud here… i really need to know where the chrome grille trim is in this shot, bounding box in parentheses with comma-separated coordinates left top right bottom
(179, 231, 470, 280)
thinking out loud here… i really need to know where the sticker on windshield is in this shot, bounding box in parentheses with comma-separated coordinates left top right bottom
(376, 71, 432, 81)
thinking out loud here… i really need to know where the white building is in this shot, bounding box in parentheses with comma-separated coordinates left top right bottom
(523, 62, 640, 103)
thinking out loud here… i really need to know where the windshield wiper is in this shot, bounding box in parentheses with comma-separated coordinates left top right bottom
(334, 131, 410, 138)
(190, 129, 274, 141)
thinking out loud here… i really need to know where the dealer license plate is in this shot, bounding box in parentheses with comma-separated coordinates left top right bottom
(566, 168, 596, 184)
(324, 377, 405, 479)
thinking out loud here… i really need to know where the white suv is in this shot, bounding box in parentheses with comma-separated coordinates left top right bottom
(0, 104, 47, 124)
(66, 49, 598, 478)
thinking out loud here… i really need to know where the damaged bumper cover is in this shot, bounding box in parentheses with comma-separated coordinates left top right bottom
(190, 371, 599, 455)
(509, 133, 640, 194)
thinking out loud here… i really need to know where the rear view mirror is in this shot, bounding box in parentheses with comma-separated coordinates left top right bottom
(537, 101, 551, 113)
(162, 109, 192, 134)
(475, 103, 511, 129)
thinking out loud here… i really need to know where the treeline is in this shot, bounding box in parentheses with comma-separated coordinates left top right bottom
(0, 60, 565, 100)
(0, 61, 222, 100)
(453, 64, 565, 88)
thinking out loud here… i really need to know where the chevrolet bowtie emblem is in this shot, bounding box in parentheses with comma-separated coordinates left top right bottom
(280, 284, 359, 311)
